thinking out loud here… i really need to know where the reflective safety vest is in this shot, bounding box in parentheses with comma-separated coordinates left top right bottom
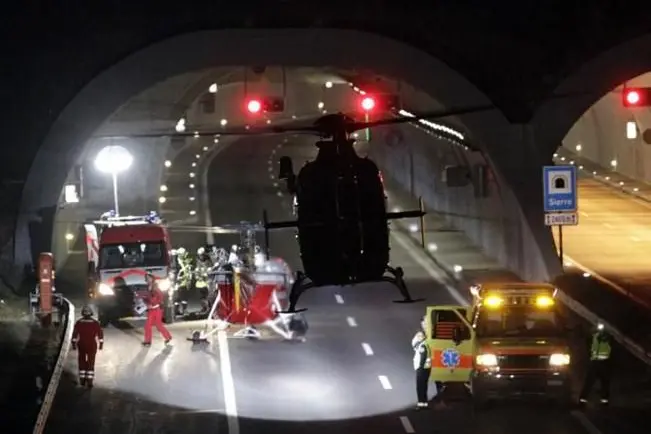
(590, 333, 612, 361)
(413, 341, 432, 370)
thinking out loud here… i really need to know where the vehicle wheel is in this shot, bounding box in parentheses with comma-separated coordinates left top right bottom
(98, 310, 111, 328)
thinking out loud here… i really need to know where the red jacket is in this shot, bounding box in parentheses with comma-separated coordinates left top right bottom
(146, 287, 165, 310)
(72, 317, 103, 349)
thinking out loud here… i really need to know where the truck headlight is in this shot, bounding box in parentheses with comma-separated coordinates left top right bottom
(98, 283, 114, 295)
(157, 278, 173, 292)
(549, 353, 570, 366)
(476, 353, 498, 366)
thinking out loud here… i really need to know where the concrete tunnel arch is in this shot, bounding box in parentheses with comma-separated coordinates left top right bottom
(18, 28, 536, 282)
(533, 32, 651, 152)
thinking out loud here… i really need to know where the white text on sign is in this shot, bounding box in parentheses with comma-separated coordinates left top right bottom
(544, 212, 579, 226)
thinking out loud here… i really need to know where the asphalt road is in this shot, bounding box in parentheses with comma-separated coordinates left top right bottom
(43, 133, 629, 434)
(559, 176, 651, 309)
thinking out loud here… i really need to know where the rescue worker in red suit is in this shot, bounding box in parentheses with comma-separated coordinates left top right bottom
(71, 305, 103, 387)
(143, 272, 172, 346)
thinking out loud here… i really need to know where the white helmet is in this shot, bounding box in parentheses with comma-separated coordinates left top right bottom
(177, 247, 187, 255)
(231, 244, 238, 252)
(197, 247, 205, 255)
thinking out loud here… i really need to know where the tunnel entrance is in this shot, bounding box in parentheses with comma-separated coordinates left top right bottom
(13, 28, 560, 297)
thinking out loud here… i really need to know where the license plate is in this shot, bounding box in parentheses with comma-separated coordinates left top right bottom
(547, 380, 563, 386)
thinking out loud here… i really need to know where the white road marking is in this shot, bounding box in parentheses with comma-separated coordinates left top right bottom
(334, 294, 344, 304)
(399, 416, 415, 433)
(603, 223, 613, 229)
(391, 231, 467, 305)
(631, 236, 640, 242)
(346, 316, 357, 327)
(361, 343, 374, 355)
(571, 411, 604, 434)
(378, 375, 392, 390)
(218, 330, 239, 434)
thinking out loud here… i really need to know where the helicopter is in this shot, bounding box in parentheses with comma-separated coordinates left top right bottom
(96, 103, 491, 312)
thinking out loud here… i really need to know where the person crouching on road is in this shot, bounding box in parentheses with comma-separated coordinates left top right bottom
(143, 273, 172, 346)
(413, 331, 432, 409)
(71, 305, 103, 388)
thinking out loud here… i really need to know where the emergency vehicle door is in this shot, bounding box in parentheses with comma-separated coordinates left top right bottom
(425, 305, 475, 383)
(84, 224, 99, 269)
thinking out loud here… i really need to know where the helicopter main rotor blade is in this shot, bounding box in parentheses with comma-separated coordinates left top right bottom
(169, 223, 265, 234)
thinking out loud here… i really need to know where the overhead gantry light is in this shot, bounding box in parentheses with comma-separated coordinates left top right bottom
(160, 185, 168, 192)
(209, 83, 218, 93)
(220, 119, 228, 126)
(164, 160, 172, 168)
(325, 81, 333, 88)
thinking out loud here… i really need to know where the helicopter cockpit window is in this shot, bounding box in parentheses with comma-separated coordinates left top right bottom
(99, 242, 166, 269)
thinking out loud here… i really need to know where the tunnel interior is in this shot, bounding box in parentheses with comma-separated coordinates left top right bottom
(12, 29, 584, 297)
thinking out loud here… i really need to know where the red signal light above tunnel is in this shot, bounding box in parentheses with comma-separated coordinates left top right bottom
(361, 96, 376, 111)
(247, 99, 262, 114)
(623, 88, 651, 107)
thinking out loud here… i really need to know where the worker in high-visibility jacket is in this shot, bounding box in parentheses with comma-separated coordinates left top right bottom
(412, 331, 431, 409)
(174, 247, 193, 315)
(71, 305, 103, 388)
(579, 323, 614, 406)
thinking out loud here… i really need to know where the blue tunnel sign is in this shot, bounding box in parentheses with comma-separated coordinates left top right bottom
(542, 166, 577, 212)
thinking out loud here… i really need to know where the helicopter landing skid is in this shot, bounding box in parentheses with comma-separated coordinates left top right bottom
(283, 271, 314, 313)
(383, 265, 424, 303)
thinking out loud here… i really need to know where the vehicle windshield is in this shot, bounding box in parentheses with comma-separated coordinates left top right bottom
(476, 305, 562, 337)
(99, 242, 167, 269)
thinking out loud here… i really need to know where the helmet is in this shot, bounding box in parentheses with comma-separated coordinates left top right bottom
(411, 331, 425, 349)
(197, 247, 205, 255)
(176, 247, 187, 255)
(81, 305, 94, 317)
(231, 244, 238, 252)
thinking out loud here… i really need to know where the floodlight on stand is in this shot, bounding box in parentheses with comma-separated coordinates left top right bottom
(94, 145, 133, 216)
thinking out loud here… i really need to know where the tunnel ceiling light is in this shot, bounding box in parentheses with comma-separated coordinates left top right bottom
(266, 119, 271, 124)
(175, 119, 186, 133)
(626, 121, 638, 139)
(202, 146, 209, 151)
(291, 115, 297, 119)
(189, 183, 195, 189)
(610, 159, 618, 167)
(214, 137, 219, 143)
(192, 162, 197, 167)
(159, 196, 166, 203)
(325, 81, 333, 88)
(189, 172, 195, 178)
(160, 185, 168, 192)
(208, 83, 218, 93)
(575, 144, 582, 151)
(195, 154, 201, 159)
(398, 109, 465, 141)
(65, 233, 74, 241)
(164, 160, 172, 168)
(317, 101, 325, 109)
(189, 210, 196, 215)
(359, 90, 367, 95)
(220, 119, 228, 126)
(193, 131, 200, 138)
(189, 196, 195, 201)
(322, 110, 327, 114)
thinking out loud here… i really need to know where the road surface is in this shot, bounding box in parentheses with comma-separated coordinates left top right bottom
(44, 133, 629, 434)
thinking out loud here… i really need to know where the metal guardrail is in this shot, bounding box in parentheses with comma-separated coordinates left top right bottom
(31, 297, 75, 434)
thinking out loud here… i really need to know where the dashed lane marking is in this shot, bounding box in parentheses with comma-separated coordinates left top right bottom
(571, 411, 604, 434)
(361, 343, 374, 355)
(378, 375, 392, 390)
(399, 416, 415, 433)
(346, 316, 357, 327)
(334, 294, 344, 304)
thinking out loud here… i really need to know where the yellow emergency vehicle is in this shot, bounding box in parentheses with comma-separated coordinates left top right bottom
(424, 282, 572, 408)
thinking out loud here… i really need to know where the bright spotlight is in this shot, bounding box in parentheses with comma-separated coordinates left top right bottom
(159, 197, 166, 204)
(65, 233, 74, 241)
(325, 81, 333, 88)
(208, 83, 218, 93)
(220, 119, 228, 126)
(160, 185, 168, 192)
(164, 160, 172, 168)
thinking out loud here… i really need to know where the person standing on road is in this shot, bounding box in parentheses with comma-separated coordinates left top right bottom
(71, 305, 103, 388)
(579, 323, 614, 406)
(413, 331, 432, 409)
(143, 273, 172, 346)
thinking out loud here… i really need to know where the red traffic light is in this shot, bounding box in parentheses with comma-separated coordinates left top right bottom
(361, 96, 376, 111)
(247, 99, 262, 113)
(623, 88, 651, 107)
(626, 90, 640, 105)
